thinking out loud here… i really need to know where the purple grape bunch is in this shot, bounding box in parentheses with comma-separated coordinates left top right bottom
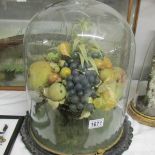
(66, 69, 100, 113)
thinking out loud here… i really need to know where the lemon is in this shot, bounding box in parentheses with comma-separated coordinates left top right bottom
(60, 67, 71, 78)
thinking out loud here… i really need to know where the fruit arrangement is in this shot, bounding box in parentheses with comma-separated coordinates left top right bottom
(28, 21, 126, 119)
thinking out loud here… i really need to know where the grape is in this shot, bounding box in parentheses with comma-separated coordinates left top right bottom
(77, 90, 83, 96)
(67, 81, 74, 89)
(72, 70, 79, 76)
(91, 52, 100, 58)
(85, 83, 91, 89)
(64, 62, 69, 67)
(68, 59, 74, 64)
(81, 96, 87, 103)
(91, 91, 97, 98)
(95, 77, 100, 85)
(70, 62, 78, 70)
(84, 89, 92, 96)
(66, 69, 97, 114)
(88, 76, 95, 84)
(66, 75, 73, 81)
(75, 83, 82, 91)
(70, 95, 79, 104)
(79, 74, 86, 80)
(85, 104, 94, 112)
(73, 76, 80, 83)
(72, 52, 79, 59)
(81, 79, 89, 87)
(85, 70, 91, 76)
(89, 70, 97, 76)
(68, 89, 76, 96)
(85, 62, 91, 68)
(78, 65, 85, 71)
(77, 103, 84, 110)
(69, 104, 77, 112)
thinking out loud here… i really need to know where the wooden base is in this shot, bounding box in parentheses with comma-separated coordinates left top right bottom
(0, 86, 25, 91)
(20, 113, 133, 155)
(127, 101, 155, 127)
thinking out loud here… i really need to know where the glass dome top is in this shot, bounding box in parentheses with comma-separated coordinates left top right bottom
(24, 0, 135, 154)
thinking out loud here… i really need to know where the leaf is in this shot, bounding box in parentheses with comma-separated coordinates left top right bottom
(73, 38, 80, 51)
(88, 57, 99, 75)
(88, 41, 104, 57)
(79, 110, 91, 119)
(79, 53, 84, 68)
(47, 99, 59, 110)
(78, 44, 89, 64)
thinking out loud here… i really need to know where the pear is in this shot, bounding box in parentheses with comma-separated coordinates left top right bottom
(28, 61, 51, 90)
(44, 83, 66, 101)
(94, 59, 103, 69)
(113, 67, 125, 82)
(93, 96, 116, 111)
(99, 68, 115, 82)
(93, 97, 105, 109)
(58, 42, 71, 57)
(102, 57, 113, 68)
(115, 82, 124, 100)
(95, 82, 118, 111)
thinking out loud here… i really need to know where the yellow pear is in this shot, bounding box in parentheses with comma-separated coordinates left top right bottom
(58, 42, 71, 57)
(99, 68, 115, 82)
(28, 61, 51, 90)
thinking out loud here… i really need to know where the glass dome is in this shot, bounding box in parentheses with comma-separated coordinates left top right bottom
(132, 37, 155, 117)
(24, 0, 135, 154)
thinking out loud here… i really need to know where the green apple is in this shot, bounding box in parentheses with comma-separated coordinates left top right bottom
(44, 83, 66, 101)
(50, 62, 60, 73)
(46, 50, 60, 62)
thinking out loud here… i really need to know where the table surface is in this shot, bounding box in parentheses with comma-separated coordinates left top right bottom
(0, 81, 155, 155)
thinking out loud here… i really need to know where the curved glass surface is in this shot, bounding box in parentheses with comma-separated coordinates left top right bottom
(134, 37, 155, 117)
(24, 0, 135, 154)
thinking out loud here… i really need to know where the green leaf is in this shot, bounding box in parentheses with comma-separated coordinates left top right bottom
(73, 38, 80, 51)
(79, 53, 84, 68)
(79, 110, 91, 119)
(78, 44, 89, 64)
(88, 57, 99, 75)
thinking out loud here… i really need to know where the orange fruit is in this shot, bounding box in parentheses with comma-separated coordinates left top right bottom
(48, 72, 61, 84)
(102, 57, 112, 68)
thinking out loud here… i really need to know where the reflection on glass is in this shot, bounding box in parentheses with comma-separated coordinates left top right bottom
(0, 0, 138, 89)
(0, 0, 54, 88)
